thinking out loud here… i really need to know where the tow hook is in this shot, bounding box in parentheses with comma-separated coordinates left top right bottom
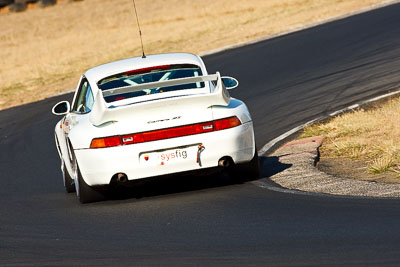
(197, 145, 205, 167)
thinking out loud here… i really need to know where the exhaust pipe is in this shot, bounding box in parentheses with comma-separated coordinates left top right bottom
(117, 173, 128, 183)
(218, 158, 231, 168)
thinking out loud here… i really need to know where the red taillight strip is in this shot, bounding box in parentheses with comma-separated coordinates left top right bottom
(214, 116, 242, 131)
(121, 121, 215, 145)
(90, 116, 241, 148)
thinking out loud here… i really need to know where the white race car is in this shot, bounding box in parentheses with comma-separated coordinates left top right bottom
(52, 53, 258, 203)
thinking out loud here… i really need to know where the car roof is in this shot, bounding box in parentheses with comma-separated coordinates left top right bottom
(84, 52, 207, 84)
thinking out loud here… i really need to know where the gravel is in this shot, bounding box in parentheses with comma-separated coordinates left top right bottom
(264, 136, 400, 198)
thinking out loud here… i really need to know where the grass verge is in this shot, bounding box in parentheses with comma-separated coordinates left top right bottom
(301, 95, 400, 181)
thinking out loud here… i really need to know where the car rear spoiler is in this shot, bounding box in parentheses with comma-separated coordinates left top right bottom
(101, 73, 219, 97)
(89, 72, 230, 126)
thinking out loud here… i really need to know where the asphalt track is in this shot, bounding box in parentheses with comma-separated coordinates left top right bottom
(1, 3, 400, 266)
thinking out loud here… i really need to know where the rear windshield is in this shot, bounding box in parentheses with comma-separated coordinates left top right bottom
(98, 64, 204, 103)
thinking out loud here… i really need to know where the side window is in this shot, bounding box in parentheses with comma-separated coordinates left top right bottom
(71, 78, 94, 113)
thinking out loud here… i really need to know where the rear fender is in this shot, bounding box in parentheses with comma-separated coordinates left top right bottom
(211, 98, 252, 124)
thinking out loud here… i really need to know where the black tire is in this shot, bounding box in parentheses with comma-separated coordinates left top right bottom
(62, 161, 76, 193)
(244, 151, 260, 179)
(73, 158, 107, 204)
(229, 150, 260, 182)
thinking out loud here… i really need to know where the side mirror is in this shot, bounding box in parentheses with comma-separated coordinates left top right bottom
(221, 76, 239, 90)
(52, 101, 70, 115)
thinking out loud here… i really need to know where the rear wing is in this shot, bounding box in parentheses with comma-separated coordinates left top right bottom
(89, 72, 230, 126)
(102, 74, 219, 97)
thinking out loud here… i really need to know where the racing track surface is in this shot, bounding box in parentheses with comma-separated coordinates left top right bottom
(1, 4, 400, 265)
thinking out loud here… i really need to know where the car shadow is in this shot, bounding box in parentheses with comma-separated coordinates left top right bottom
(106, 155, 292, 201)
(108, 172, 234, 201)
(259, 155, 292, 178)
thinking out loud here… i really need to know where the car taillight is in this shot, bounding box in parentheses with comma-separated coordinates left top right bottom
(90, 136, 122, 148)
(90, 116, 242, 148)
(121, 122, 215, 145)
(213, 117, 242, 131)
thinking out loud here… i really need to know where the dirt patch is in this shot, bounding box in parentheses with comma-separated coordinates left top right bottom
(318, 156, 400, 184)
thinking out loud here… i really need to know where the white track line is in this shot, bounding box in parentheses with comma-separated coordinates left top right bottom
(200, 0, 400, 155)
(258, 90, 400, 156)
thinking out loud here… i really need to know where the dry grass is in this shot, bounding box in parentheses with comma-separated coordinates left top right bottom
(0, 0, 388, 110)
(302, 96, 400, 175)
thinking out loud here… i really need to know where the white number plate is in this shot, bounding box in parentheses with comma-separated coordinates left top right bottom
(140, 146, 198, 166)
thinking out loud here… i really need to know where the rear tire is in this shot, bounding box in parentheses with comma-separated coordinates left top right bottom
(229, 150, 260, 182)
(73, 158, 107, 204)
(62, 161, 76, 193)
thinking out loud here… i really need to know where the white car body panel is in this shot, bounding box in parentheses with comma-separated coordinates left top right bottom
(75, 122, 254, 185)
(53, 52, 256, 190)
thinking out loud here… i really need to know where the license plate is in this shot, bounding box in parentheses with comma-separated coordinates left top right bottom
(140, 146, 198, 166)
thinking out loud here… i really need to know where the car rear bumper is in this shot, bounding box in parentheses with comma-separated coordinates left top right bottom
(74, 121, 255, 186)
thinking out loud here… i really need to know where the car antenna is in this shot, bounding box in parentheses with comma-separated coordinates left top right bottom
(132, 0, 146, 58)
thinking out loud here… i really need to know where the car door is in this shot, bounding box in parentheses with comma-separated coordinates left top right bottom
(63, 77, 94, 171)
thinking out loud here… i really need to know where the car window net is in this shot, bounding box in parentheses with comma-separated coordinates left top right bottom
(98, 64, 204, 103)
